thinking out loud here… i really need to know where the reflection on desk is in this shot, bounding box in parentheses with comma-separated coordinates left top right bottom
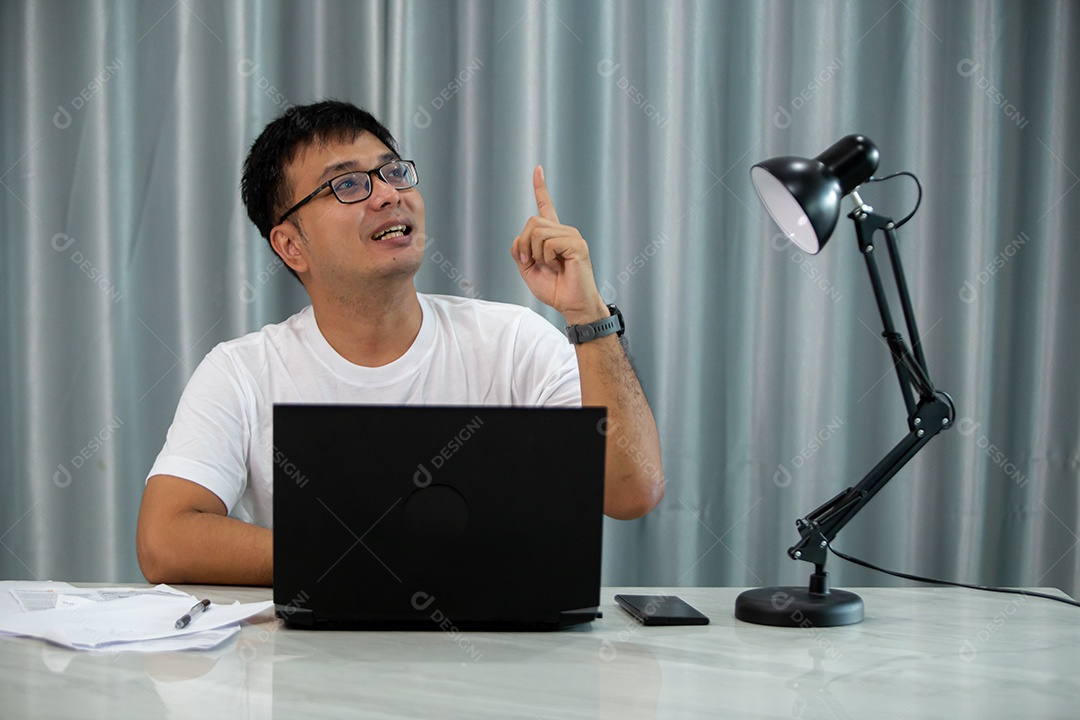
(1, 585, 1078, 718)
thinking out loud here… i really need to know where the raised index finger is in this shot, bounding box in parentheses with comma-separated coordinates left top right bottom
(533, 165, 560, 223)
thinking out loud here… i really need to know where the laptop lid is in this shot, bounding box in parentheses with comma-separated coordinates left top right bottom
(272, 405, 606, 630)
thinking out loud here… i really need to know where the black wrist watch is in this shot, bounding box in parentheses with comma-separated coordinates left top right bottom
(565, 304, 625, 344)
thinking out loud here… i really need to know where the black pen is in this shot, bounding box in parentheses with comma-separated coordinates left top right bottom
(174, 599, 211, 629)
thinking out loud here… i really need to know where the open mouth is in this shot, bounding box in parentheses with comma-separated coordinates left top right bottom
(371, 224, 411, 241)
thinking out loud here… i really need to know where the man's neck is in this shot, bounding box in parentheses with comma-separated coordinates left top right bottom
(309, 283, 423, 367)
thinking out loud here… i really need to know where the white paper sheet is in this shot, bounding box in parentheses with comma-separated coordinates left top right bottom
(10, 583, 188, 612)
(0, 581, 78, 615)
(83, 626, 242, 653)
(0, 582, 272, 651)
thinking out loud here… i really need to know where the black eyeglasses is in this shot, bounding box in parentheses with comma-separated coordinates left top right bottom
(277, 159, 419, 225)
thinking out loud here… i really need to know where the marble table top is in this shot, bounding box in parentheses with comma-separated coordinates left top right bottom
(1, 584, 1077, 718)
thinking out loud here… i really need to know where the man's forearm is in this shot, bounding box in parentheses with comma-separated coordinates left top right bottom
(575, 334, 664, 519)
(138, 507, 273, 586)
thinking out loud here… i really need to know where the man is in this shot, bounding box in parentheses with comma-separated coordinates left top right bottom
(137, 100, 663, 586)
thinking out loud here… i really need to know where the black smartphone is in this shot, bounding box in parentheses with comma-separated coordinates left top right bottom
(614, 594, 710, 626)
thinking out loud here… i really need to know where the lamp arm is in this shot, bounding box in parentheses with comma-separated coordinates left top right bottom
(785, 205, 956, 570)
(883, 221, 931, 376)
(787, 391, 954, 568)
(885, 332, 936, 401)
(851, 208, 941, 413)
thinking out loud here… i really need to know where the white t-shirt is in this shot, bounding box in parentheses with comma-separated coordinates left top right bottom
(147, 293, 581, 528)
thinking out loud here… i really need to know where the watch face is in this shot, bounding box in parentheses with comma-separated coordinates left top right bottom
(607, 304, 625, 336)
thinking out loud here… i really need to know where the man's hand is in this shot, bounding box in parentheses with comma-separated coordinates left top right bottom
(511, 166, 609, 325)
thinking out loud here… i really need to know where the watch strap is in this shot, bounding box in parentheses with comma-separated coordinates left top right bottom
(565, 304, 625, 344)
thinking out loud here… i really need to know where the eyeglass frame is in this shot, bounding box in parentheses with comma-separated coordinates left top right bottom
(276, 159, 419, 225)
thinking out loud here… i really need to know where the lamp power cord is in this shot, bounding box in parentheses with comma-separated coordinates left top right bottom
(866, 171, 922, 228)
(827, 543, 1080, 609)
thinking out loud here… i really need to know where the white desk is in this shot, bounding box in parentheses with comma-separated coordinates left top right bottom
(1, 585, 1077, 718)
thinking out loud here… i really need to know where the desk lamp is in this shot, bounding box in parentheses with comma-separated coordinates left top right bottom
(736, 135, 955, 627)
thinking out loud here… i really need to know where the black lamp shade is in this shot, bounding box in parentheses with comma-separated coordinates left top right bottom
(751, 135, 880, 254)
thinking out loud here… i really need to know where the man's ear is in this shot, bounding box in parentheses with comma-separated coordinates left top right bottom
(270, 223, 309, 276)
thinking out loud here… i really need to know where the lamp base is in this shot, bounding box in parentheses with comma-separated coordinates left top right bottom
(734, 573, 864, 627)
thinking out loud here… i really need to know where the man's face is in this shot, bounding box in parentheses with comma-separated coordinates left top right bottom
(273, 132, 426, 292)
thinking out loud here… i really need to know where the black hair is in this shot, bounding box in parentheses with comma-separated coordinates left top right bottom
(240, 100, 400, 276)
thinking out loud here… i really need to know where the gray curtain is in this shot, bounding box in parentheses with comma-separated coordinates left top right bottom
(2, 0, 1078, 598)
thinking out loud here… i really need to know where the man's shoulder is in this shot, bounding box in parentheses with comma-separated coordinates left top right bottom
(205, 306, 313, 362)
(421, 293, 544, 324)
(420, 294, 566, 351)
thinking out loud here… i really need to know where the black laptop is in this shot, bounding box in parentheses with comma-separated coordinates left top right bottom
(272, 405, 606, 630)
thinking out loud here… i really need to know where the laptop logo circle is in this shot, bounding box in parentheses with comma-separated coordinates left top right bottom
(403, 484, 469, 544)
